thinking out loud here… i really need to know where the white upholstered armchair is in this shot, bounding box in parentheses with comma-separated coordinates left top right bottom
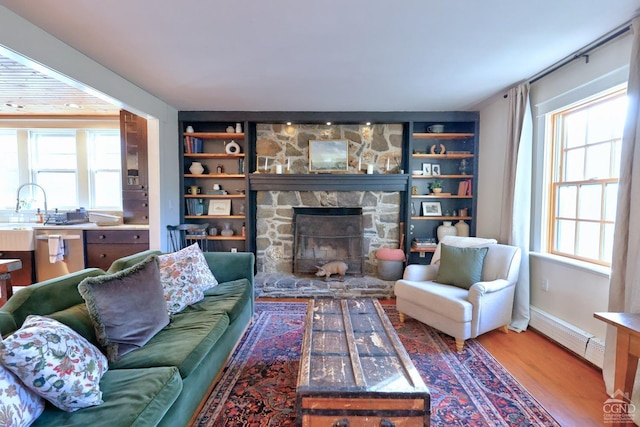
(394, 236, 521, 352)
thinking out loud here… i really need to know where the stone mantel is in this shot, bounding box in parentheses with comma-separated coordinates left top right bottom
(249, 174, 409, 192)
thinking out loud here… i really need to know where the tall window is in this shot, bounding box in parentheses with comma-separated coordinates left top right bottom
(31, 131, 79, 208)
(548, 87, 626, 266)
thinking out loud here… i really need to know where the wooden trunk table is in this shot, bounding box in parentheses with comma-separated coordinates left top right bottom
(296, 299, 430, 426)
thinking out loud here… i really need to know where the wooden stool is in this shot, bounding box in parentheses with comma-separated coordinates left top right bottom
(0, 259, 22, 306)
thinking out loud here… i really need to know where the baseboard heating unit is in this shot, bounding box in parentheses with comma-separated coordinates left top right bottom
(530, 306, 605, 368)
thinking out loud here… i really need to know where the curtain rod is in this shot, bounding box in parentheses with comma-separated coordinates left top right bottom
(529, 21, 633, 84)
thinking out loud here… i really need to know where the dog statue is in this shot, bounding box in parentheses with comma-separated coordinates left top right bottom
(315, 261, 348, 281)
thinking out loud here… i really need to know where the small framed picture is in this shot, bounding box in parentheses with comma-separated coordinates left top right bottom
(422, 201, 442, 216)
(208, 199, 231, 216)
(422, 163, 432, 176)
(431, 164, 441, 176)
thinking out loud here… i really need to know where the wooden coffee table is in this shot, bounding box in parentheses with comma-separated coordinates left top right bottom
(296, 298, 430, 426)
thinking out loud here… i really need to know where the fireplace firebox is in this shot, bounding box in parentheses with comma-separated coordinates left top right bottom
(293, 207, 364, 276)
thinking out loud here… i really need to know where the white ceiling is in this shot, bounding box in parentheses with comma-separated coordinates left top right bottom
(1, 0, 639, 114)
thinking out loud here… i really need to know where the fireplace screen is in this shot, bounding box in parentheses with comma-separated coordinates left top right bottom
(293, 207, 363, 276)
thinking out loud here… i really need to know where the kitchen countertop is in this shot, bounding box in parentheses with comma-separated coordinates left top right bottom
(2, 222, 149, 231)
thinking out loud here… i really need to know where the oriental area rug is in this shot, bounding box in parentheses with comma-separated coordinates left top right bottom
(194, 301, 560, 426)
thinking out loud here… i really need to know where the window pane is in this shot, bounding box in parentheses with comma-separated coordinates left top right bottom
(93, 172, 122, 208)
(0, 131, 19, 210)
(557, 185, 577, 218)
(604, 183, 618, 221)
(578, 184, 602, 221)
(585, 144, 611, 180)
(576, 221, 600, 259)
(90, 132, 121, 169)
(564, 111, 586, 149)
(32, 132, 77, 169)
(564, 148, 584, 181)
(586, 102, 616, 145)
(37, 172, 77, 209)
(556, 219, 575, 254)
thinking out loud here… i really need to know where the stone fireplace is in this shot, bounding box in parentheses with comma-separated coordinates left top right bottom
(250, 123, 406, 298)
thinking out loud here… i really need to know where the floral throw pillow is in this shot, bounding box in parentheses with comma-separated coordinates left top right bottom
(0, 315, 108, 412)
(0, 362, 45, 426)
(158, 243, 218, 315)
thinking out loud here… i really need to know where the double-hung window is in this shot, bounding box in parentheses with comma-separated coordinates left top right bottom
(547, 87, 626, 266)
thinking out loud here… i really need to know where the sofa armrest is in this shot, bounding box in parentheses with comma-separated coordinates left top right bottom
(0, 312, 17, 337)
(468, 279, 513, 299)
(203, 252, 255, 286)
(402, 264, 439, 282)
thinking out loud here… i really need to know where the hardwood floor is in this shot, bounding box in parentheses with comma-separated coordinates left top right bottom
(259, 298, 610, 426)
(478, 327, 609, 426)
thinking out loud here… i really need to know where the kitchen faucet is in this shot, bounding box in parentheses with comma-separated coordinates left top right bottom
(16, 182, 48, 219)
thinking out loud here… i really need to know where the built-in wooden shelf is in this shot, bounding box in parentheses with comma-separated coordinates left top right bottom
(410, 247, 437, 253)
(184, 132, 244, 139)
(411, 195, 473, 199)
(412, 154, 474, 159)
(184, 153, 244, 159)
(184, 215, 245, 219)
(411, 216, 472, 221)
(411, 174, 473, 179)
(184, 194, 245, 199)
(412, 132, 474, 139)
(185, 174, 244, 179)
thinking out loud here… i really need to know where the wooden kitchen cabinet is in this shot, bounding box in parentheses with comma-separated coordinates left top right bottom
(85, 229, 149, 271)
(120, 110, 149, 224)
(0, 250, 35, 286)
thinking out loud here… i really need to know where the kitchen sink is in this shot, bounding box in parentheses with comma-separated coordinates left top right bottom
(0, 223, 35, 251)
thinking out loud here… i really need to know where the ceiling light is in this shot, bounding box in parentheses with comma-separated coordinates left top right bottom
(5, 103, 24, 109)
(65, 103, 82, 109)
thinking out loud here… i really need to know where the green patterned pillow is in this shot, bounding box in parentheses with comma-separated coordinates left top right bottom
(436, 244, 489, 289)
(0, 315, 108, 412)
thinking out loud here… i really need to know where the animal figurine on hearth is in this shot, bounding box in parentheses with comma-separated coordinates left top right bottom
(315, 261, 348, 282)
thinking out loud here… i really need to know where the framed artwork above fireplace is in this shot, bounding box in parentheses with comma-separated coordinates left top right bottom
(309, 140, 349, 172)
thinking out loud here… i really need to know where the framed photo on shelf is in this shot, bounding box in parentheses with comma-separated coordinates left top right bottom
(309, 140, 349, 172)
(422, 201, 442, 217)
(422, 163, 432, 176)
(208, 199, 231, 216)
(431, 164, 441, 176)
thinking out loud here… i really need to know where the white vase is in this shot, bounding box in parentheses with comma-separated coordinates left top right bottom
(189, 162, 204, 175)
(437, 221, 457, 242)
(220, 222, 234, 237)
(454, 220, 470, 237)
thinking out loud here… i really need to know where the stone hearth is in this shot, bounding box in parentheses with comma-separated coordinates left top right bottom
(255, 272, 396, 299)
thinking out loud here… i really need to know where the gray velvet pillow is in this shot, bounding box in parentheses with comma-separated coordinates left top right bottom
(436, 244, 489, 289)
(78, 254, 169, 361)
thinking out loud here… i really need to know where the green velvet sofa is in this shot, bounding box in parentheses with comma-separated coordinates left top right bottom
(0, 249, 255, 427)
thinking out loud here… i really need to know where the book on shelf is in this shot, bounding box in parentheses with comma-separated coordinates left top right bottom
(457, 179, 472, 196)
(184, 136, 203, 154)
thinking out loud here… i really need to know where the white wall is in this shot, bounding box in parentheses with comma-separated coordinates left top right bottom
(476, 32, 633, 340)
(0, 6, 180, 250)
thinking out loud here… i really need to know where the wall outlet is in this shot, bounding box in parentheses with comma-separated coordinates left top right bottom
(541, 278, 549, 292)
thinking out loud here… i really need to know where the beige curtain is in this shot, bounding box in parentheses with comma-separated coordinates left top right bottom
(499, 83, 532, 332)
(603, 17, 640, 421)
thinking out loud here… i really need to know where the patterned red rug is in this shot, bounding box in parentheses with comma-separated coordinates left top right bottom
(194, 301, 560, 426)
